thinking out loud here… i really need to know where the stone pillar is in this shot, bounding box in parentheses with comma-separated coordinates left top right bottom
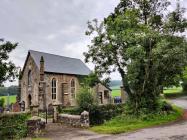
(27, 116, 46, 137)
(39, 56, 46, 111)
(53, 106, 58, 123)
(52, 102, 61, 123)
(30, 104, 39, 116)
(80, 111, 89, 127)
(120, 86, 127, 103)
(40, 56, 44, 81)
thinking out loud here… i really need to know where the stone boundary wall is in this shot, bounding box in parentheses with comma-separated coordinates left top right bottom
(58, 111, 89, 127)
(27, 116, 46, 137)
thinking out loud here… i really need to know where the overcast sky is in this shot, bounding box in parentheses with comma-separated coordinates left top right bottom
(0, 0, 186, 86)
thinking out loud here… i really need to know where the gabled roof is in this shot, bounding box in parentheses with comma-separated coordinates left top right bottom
(28, 50, 91, 76)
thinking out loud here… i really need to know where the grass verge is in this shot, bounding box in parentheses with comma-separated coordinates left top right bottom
(90, 106, 184, 134)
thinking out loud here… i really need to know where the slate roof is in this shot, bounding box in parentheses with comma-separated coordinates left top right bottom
(29, 50, 91, 76)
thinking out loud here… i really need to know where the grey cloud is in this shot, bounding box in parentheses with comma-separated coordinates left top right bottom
(1, 0, 186, 86)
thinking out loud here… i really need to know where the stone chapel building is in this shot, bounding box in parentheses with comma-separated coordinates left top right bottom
(20, 50, 111, 111)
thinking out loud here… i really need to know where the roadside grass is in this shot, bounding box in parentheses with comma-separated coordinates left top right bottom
(0, 95, 16, 105)
(90, 106, 184, 134)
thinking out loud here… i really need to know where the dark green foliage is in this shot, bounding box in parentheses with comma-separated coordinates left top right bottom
(85, 0, 187, 114)
(89, 104, 125, 125)
(164, 92, 186, 98)
(182, 79, 187, 92)
(0, 98, 5, 107)
(0, 39, 18, 86)
(0, 86, 19, 96)
(59, 104, 125, 125)
(79, 72, 110, 89)
(160, 101, 173, 113)
(0, 113, 30, 139)
(76, 87, 95, 110)
(58, 107, 81, 115)
(182, 67, 187, 92)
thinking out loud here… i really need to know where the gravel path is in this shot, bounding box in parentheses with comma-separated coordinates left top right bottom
(33, 96, 187, 140)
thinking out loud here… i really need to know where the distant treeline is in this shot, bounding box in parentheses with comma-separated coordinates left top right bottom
(0, 86, 19, 96)
(109, 80, 122, 88)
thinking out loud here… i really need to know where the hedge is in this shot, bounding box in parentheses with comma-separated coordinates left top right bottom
(59, 104, 125, 125)
(0, 112, 30, 139)
(164, 92, 187, 98)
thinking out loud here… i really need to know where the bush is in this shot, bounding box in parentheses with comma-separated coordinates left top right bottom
(59, 104, 125, 125)
(58, 106, 81, 115)
(182, 79, 187, 92)
(0, 98, 5, 107)
(0, 112, 30, 139)
(89, 104, 125, 125)
(160, 101, 173, 112)
(76, 87, 95, 110)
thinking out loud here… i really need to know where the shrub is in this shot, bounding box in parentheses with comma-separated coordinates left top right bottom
(182, 79, 187, 92)
(59, 104, 125, 125)
(89, 104, 125, 125)
(0, 112, 30, 139)
(58, 106, 81, 115)
(0, 98, 5, 107)
(76, 87, 95, 110)
(159, 100, 173, 113)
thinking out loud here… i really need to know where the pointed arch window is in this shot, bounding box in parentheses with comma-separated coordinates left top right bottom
(51, 78, 57, 100)
(71, 79, 75, 98)
(28, 70, 32, 86)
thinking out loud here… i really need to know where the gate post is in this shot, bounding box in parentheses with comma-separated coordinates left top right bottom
(30, 104, 39, 116)
(52, 101, 61, 123)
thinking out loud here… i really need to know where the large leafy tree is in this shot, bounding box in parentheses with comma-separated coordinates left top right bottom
(84, 0, 187, 114)
(0, 39, 18, 86)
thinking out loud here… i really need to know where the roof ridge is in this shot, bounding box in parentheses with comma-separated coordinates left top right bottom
(29, 50, 81, 61)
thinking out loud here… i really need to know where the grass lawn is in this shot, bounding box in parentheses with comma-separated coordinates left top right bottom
(0, 95, 17, 106)
(90, 106, 184, 134)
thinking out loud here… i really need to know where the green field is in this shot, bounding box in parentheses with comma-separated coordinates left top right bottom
(112, 89, 121, 97)
(163, 86, 183, 94)
(111, 86, 183, 97)
(0, 95, 16, 106)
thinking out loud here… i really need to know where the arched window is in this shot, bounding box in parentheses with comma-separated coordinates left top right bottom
(28, 70, 32, 86)
(71, 79, 75, 98)
(51, 78, 57, 100)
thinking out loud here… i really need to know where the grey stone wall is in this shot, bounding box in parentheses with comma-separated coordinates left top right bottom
(27, 116, 46, 137)
(58, 111, 89, 128)
(45, 73, 80, 107)
(21, 55, 40, 111)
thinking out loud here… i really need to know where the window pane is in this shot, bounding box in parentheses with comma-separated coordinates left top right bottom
(52, 78, 57, 99)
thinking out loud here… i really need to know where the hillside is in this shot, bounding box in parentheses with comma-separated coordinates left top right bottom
(109, 80, 122, 89)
